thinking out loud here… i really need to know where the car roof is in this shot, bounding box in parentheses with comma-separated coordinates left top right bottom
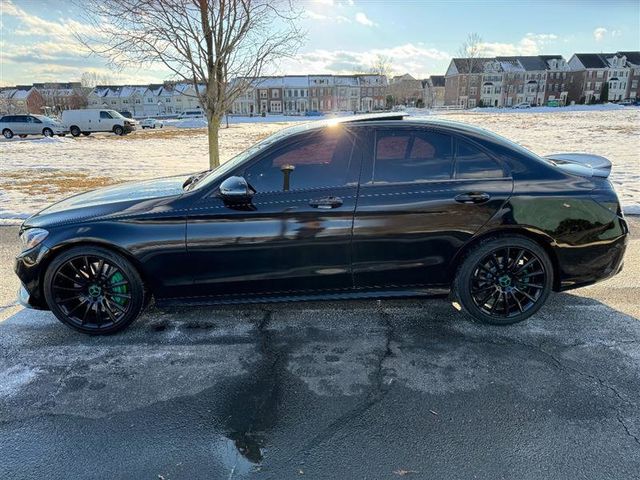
(279, 112, 541, 161)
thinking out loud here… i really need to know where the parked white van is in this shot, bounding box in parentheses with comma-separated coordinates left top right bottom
(61, 109, 136, 136)
(176, 109, 205, 119)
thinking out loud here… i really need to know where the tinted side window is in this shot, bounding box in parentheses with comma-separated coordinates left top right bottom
(0, 116, 8, 122)
(14, 116, 28, 123)
(100, 111, 112, 119)
(30, 116, 42, 123)
(455, 139, 504, 179)
(374, 130, 453, 183)
(244, 130, 355, 192)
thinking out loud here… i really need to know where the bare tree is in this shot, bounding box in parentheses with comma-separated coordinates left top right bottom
(80, 71, 115, 88)
(369, 54, 393, 78)
(456, 32, 485, 108)
(76, 0, 303, 169)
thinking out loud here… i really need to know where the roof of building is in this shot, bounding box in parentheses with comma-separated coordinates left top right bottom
(572, 53, 615, 69)
(617, 51, 640, 66)
(451, 57, 495, 74)
(429, 75, 445, 87)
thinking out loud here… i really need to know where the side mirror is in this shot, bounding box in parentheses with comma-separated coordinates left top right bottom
(219, 176, 254, 202)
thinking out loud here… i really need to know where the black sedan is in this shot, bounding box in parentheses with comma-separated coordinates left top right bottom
(15, 114, 628, 334)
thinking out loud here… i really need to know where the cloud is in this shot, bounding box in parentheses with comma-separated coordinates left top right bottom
(277, 43, 450, 78)
(593, 27, 607, 42)
(480, 33, 559, 57)
(354, 12, 376, 26)
(305, 10, 351, 22)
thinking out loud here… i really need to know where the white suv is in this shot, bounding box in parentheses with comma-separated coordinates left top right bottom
(0, 114, 68, 139)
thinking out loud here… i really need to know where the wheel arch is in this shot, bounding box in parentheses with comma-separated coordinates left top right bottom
(448, 227, 562, 291)
(38, 239, 152, 301)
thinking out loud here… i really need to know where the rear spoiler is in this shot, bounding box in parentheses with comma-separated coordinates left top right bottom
(543, 153, 612, 178)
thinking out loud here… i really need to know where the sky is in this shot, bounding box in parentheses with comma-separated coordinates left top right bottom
(0, 0, 639, 86)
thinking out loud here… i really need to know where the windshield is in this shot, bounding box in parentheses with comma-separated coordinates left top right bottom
(108, 110, 125, 119)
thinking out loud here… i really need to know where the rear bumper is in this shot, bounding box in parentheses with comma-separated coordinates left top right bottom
(556, 216, 629, 291)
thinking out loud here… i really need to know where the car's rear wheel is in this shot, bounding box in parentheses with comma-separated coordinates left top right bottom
(44, 247, 146, 334)
(113, 125, 124, 136)
(82, 132, 91, 136)
(453, 236, 553, 325)
(70, 126, 81, 137)
(19, 134, 27, 138)
(3, 129, 14, 139)
(43, 128, 54, 137)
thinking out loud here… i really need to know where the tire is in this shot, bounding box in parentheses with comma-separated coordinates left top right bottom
(3, 129, 14, 139)
(113, 125, 124, 136)
(82, 132, 91, 136)
(452, 235, 553, 325)
(152, 125, 156, 129)
(44, 246, 147, 334)
(43, 128, 54, 137)
(19, 134, 27, 138)
(70, 126, 81, 137)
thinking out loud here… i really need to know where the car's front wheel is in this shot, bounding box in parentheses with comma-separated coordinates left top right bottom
(113, 125, 124, 136)
(42, 128, 54, 137)
(44, 246, 146, 334)
(453, 236, 553, 325)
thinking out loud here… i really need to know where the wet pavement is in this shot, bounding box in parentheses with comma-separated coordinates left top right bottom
(1, 223, 639, 479)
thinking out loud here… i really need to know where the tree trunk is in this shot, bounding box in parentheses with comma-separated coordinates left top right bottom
(207, 115, 221, 169)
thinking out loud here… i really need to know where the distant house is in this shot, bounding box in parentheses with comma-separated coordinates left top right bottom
(568, 53, 613, 103)
(422, 75, 445, 108)
(32, 82, 89, 113)
(388, 73, 423, 107)
(229, 74, 387, 115)
(0, 86, 45, 114)
(444, 57, 494, 108)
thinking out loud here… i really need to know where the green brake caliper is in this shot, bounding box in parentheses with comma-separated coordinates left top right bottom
(110, 272, 128, 306)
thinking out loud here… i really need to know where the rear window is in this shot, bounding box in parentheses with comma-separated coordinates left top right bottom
(455, 139, 505, 179)
(374, 130, 453, 183)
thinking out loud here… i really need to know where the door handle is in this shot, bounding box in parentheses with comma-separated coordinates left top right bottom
(455, 192, 491, 204)
(309, 196, 343, 209)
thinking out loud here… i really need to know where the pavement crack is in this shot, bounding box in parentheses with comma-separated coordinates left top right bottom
(478, 335, 640, 448)
(298, 305, 396, 456)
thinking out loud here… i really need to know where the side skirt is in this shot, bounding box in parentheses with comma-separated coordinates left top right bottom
(155, 286, 451, 308)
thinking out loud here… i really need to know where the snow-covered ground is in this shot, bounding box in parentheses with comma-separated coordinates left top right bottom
(0, 108, 638, 224)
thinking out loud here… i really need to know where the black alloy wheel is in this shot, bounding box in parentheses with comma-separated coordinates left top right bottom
(44, 247, 146, 334)
(453, 236, 553, 325)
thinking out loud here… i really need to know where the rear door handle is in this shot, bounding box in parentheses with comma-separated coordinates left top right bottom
(455, 192, 491, 204)
(309, 196, 343, 209)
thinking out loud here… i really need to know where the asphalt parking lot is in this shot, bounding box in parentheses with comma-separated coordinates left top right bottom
(1, 221, 639, 480)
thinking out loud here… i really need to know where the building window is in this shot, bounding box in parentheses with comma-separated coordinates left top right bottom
(271, 89, 279, 98)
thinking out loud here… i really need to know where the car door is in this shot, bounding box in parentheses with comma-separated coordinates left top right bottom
(28, 116, 43, 135)
(185, 126, 363, 300)
(352, 126, 513, 289)
(98, 110, 112, 131)
(14, 115, 30, 135)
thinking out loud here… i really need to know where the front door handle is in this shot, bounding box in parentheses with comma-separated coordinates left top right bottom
(309, 196, 343, 209)
(455, 192, 491, 204)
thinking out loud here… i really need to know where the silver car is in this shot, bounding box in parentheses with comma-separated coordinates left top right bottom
(0, 114, 68, 139)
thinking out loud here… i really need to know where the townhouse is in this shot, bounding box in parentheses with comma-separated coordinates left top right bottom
(388, 73, 423, 107)
(229, 74, 387, 115)
(87, 82, 204, 117)
(422, 75, 445, 108)
(32, 82, 90, 113)
(444, 53, 640, 108)
(0, 86, 45, 114)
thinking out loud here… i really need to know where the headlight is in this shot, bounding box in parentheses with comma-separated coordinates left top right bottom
(20, 228, 49, 251)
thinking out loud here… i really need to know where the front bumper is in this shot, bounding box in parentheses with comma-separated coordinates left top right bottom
(14, 244, 50, 310)
(123, 124, 136, 133)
